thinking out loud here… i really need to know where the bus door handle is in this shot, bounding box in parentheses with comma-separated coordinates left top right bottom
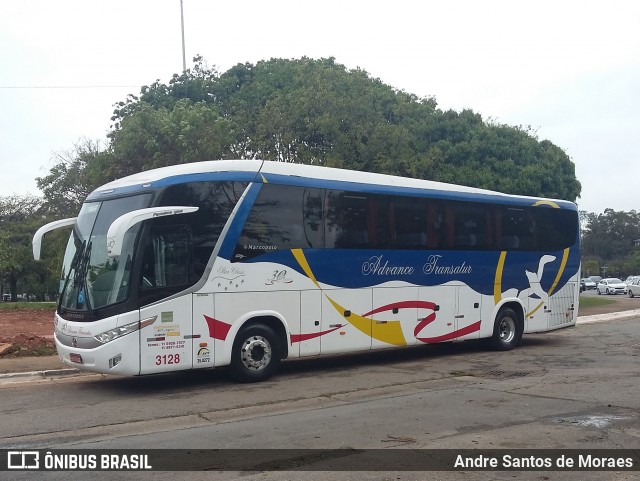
(455, 315, 464, 319)
(375, 320, 388, 324)
(329, 324, 342, 328)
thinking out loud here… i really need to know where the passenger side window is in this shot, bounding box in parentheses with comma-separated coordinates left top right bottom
(138, 225, 192, 305)
(448, 202, 492, 249)
(390, 197, 428, 249)
(325, 191, 388, 249)
(136, 180, 247, 306)
(533, 208, 578, 251)
(496, 206, 535, 250)
(234, 184, 324, 261)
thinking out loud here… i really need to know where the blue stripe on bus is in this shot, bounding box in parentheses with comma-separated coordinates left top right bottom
(231, 248, 579, 296)
(217, 182, 264, 260)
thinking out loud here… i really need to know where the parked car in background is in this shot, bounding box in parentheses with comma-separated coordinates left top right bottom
(580, 278, 596, 291)
(589, 275, 603, 284)
(624, 275, 639, 286)
(628, 278, 640, 298)
(597, 278, 628, 295)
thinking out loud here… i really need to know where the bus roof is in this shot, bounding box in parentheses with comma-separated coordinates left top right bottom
(90, 159, 576, 209)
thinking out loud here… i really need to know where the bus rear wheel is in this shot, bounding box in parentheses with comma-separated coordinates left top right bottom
(489, 307, 523, 351)
(230, 323, 281, 382)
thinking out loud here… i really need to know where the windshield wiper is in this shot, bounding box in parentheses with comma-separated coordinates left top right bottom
(59, 237, 85, 308)
(77, 240, 95, 318)
(60, 238, 95, 318)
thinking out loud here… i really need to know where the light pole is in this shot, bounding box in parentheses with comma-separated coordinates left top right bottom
(180, 0, 186, 72)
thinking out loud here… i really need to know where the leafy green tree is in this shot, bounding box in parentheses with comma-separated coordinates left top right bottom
(0, 196, 46, 300)
(581, 209, 640, 277)
(581, 258, 601, 278)
(37, 138, 109, 217)
(38, 56, 582, 214)
(108, 99, 233, 179)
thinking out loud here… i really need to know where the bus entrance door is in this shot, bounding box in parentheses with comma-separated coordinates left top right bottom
(139, 296, 194, 374)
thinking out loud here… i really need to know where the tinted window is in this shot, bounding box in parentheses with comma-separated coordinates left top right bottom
(230, 182, 577, 258)
(390, 197, 445, 249)
(496, 206, 535, 250)
(325, 191, 388, 249)
(234, 184, 324, 261)
(138, 181, 246, 305)
(156, 181, 246, 273)
(448, 202, 492, 249)
(532, 207, 578, 251)
(390, 196, 427, 249)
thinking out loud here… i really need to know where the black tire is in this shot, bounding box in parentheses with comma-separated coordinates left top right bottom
(629, 290, 634, 298)
(230, 323, 281, 382)
(488, 307, 523, 351)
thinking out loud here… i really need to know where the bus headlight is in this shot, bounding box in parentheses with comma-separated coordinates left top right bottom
(94, 321, 140, 344)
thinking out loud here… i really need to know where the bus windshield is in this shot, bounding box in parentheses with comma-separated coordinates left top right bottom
(59, 194, 152, 316)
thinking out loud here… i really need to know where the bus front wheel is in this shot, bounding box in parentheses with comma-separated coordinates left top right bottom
(230, 323, 282, 382)
(489, 307, 522, 351)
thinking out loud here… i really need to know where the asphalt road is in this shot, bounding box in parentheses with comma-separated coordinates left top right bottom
(1, 315, 639, 481)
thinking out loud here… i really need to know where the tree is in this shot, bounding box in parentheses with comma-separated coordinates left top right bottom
(36, 138, 109, 217)
(0, 195, 49, 301)
(38, 56, 582, 213)
(581, 209, 640, 277)
(107, 99, 233, 179)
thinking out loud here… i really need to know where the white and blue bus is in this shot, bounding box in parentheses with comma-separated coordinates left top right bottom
(33, 160, 580, 381)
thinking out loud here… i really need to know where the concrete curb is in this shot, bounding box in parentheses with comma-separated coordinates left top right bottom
(576, 309, 640, 325)
(0, 367, 81, 384)
(1, 309, 638, 384)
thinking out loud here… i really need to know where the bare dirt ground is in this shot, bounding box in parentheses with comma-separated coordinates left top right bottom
(1, 295, 639, 358)
(0, 309, 55, 358)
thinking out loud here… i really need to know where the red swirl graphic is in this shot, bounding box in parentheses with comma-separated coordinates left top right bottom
(363, 300, 481, 343)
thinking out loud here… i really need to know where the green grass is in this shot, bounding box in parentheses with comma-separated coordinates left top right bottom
(0, 302, 56, 311)
(579, 295, 616, 308)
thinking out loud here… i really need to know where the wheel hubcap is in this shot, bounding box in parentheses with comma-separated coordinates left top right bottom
(240, 336, 271, 371)
(499, 317, 516, 343)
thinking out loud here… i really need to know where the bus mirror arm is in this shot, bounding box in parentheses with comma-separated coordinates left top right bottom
(32, 217, 77, 261)
(106, 206, 199, 258)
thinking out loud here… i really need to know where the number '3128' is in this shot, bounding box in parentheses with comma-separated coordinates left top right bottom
(155, 354, 180, 365)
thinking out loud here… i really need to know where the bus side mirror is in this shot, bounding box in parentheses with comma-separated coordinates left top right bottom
(32, 217, 77, 260)
(106, 206, 199, 258)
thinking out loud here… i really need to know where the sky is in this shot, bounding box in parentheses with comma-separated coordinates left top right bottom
(1, 0, 638, 214)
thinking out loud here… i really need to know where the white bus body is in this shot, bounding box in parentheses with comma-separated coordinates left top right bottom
(34, 160, 581, 381)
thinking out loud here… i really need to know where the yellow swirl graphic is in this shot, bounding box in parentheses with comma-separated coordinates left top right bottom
(292, 249, 406, 346)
